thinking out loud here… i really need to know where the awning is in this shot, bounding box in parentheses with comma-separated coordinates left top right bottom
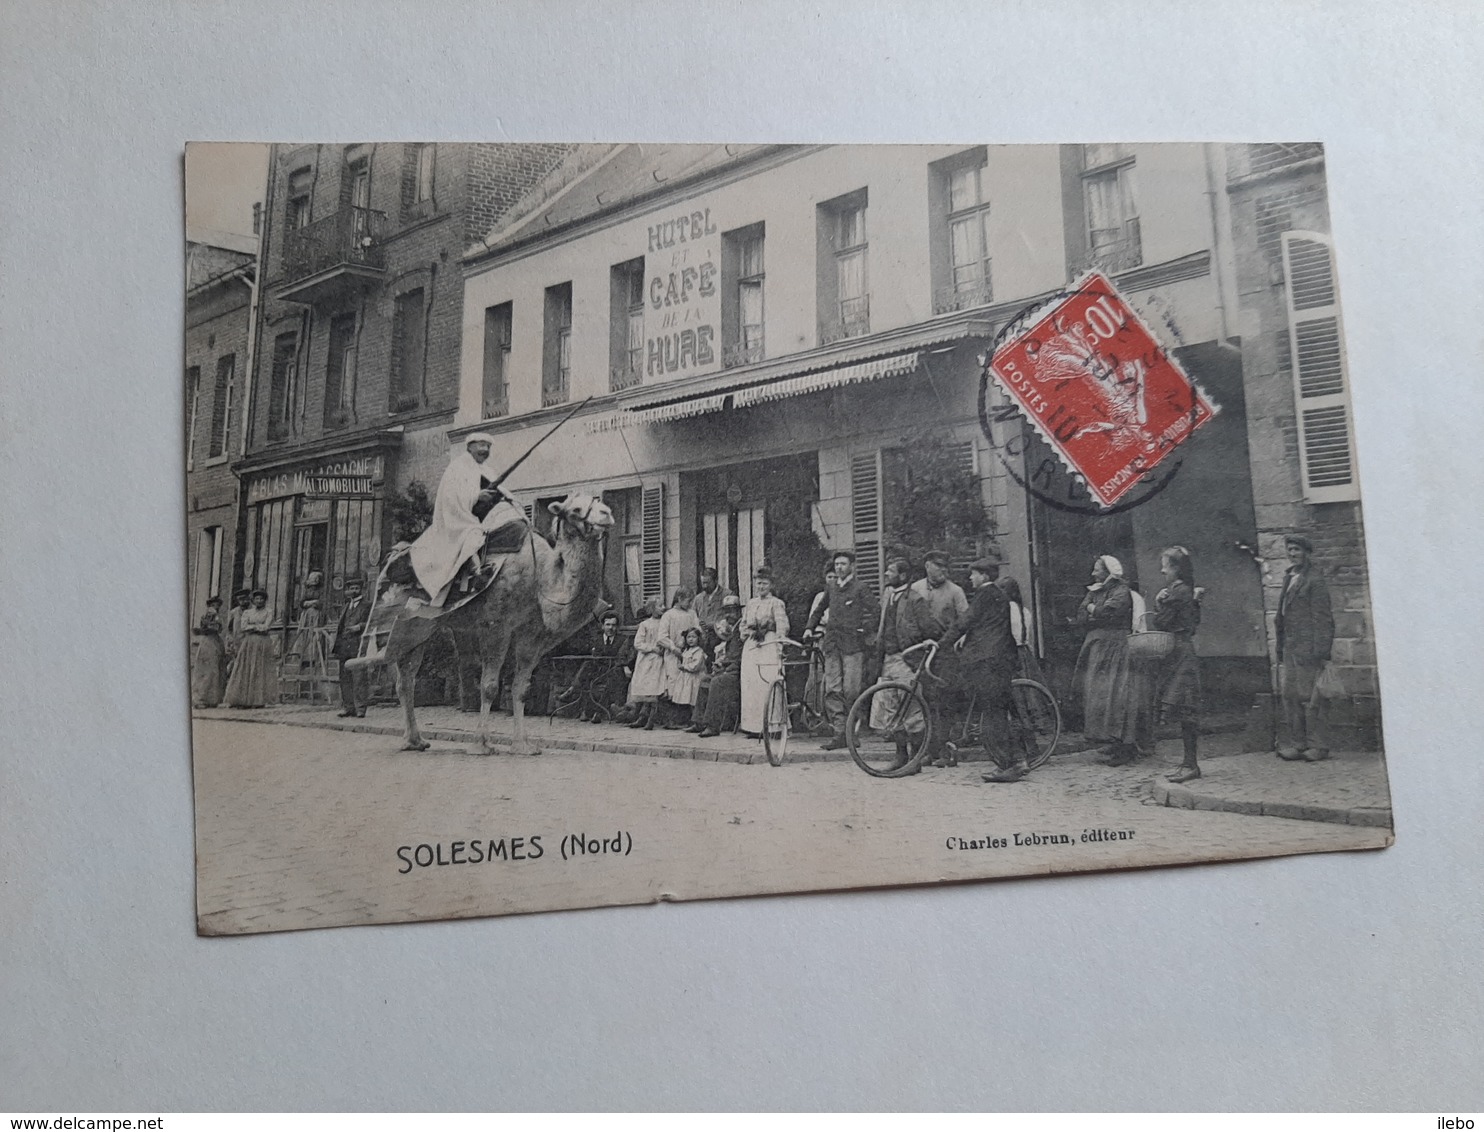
(586, 351, 921, 432)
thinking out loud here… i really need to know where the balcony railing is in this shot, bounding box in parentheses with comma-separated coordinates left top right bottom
(542, 375, 570, 408)
(933, 274, 994, 316)
(610, 364, 642, 392)
(1076, 217, 1143, 275)
(280, 206, 388, 285)
(820, 295, 870, 345)
(723, 338, 765, 368)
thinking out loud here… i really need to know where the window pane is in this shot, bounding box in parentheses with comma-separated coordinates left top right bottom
(740, 279, 763, 329)
(949, 215, 984, 272)
(839, 206, 864, 248)
(740, 234, 764, 277)
(838, 249, 864, 300)
(948, 165, 980, 212)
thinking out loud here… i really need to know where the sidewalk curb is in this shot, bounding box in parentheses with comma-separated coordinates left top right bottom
(200, 709, 838, 767)
(1150, 779, 1392, 828)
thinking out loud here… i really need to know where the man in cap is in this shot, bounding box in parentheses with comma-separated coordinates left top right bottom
(911, 550, 969, 639)
(938, 551, 1024, 782)
(331, 577, 372, 717)
(1275, 533, 1335, 761)
(407, 432, 522, 605)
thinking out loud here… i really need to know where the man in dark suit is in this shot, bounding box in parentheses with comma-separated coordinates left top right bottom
(1275, 533, 1336, 761)
(578, 610, 633, 721)
(805, 549, 879, 750)
(332, 577, 372, 717)
(938, 553, 1022, 782)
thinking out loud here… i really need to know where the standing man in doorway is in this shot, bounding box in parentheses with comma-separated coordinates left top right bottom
(805, 549, 878, 751)
(332, 577, 372, 717)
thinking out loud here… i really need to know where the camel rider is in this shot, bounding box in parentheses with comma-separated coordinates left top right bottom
(407, 433, 523, 605)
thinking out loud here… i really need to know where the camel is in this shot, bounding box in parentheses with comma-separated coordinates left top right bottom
(390, 492, 615, 756)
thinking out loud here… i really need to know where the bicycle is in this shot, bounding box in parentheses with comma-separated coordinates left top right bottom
(759, 636, 828, 767)
(844, 639, 1061, 778)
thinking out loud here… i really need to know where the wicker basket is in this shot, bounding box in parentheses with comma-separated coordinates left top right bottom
(1126, 611, 1175, 661)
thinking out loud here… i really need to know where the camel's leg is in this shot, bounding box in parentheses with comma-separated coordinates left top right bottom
(477, 638, 511, 756)
(394, 644, 430, 751)
(508, 656, 542, 757)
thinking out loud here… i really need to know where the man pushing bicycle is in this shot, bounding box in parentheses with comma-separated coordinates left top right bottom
(937, 551, 1025, 783)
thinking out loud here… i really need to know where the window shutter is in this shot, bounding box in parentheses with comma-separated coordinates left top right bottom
(1282, 231, 1359, 503)
(522, 502, 535, 526)
(640, 483, 665, 606)
(850, 451, 883, 596)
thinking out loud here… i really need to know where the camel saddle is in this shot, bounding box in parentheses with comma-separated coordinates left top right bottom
(344, 516, 530, 671)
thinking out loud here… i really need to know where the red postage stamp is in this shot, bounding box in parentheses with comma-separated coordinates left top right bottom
(988, 271, 1217, 508)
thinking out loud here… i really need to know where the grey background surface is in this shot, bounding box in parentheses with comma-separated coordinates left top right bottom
(2, 0, 1481, 1112)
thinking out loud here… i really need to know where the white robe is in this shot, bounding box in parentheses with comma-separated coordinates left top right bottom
(408, 450, 514, 602)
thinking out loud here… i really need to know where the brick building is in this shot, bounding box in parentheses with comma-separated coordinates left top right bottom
(185, 235, 256, 624)
(450, 143, 1330, 715)
(1226, 143, 1379, 746)
(233, 142, 571, 629)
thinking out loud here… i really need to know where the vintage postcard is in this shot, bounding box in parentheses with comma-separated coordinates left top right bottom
(185, 142, 1391, 935)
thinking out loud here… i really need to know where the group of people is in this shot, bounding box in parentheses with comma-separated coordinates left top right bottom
(190, 587, 278, 709)
(1070, 533, 1335, 784)
(564, 565, 790, 741)
(1071, 547, 1206, 784)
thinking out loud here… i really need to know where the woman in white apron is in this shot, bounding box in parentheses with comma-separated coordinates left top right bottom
(739, 567, 790, 737)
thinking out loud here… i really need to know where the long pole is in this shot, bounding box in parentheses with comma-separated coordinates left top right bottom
(482, 395, 593, 493)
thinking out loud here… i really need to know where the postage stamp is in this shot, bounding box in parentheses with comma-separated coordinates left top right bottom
(987, 272, 1218, 509)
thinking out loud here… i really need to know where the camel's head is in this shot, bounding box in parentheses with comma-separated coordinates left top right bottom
(547, 492, 615, 541)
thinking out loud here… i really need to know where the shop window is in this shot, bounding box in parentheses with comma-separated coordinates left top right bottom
(267, 332, 299, 443)
(931, 148, 993, 314)
(185, 365, 201, 469)
(389, 288, 426, 413)
(543, 282, 573, 407)
(1282, 231, 1358, 502)
(323, 314, 357, 429)
(817, 189, 869, 344)
(609, 260, 644, 391)
(1082, 145, 1142, 271)
(722, 223, 765, 367)
(209, 353, 236, 458)
(482, 302, 513, 419)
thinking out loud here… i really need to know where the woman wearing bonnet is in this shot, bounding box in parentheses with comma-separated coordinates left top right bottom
(1072, 554, 1147, 767)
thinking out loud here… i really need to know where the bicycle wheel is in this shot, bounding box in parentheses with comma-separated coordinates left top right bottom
(845, 681, 933, 777)
(1010, 678, 1061, 768)
(762, 679, 791, 767)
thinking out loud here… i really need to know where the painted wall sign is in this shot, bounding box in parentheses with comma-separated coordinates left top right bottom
(645, 205, 721, 383)
(246, 454, 385, 504)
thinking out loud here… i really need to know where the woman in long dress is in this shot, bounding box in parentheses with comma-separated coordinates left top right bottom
(223, 589, 280, 708)
(191, 596, 227, 708)
(1071, 555, 1142, 765)
(739, 567, 790, 737)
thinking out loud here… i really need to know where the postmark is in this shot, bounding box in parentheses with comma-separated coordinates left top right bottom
(979, 272, 1218, 511)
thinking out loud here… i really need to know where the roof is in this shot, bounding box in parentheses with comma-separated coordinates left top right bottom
(466, 143, 786, 261)
(186, 239, 256, 292)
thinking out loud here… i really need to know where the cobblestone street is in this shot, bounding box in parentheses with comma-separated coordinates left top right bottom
(193, 711, 1391, 935)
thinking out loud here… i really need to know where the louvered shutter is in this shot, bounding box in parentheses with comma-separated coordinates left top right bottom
(850, 451, 883, 596)
(1282, 231, 1359, 503)
(640, 483, 665, 606)
(522, 502, 535, 525)
(945, 440, 981, 575)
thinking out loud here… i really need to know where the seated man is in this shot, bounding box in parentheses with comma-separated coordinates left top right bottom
(574, 610, 633, 721)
